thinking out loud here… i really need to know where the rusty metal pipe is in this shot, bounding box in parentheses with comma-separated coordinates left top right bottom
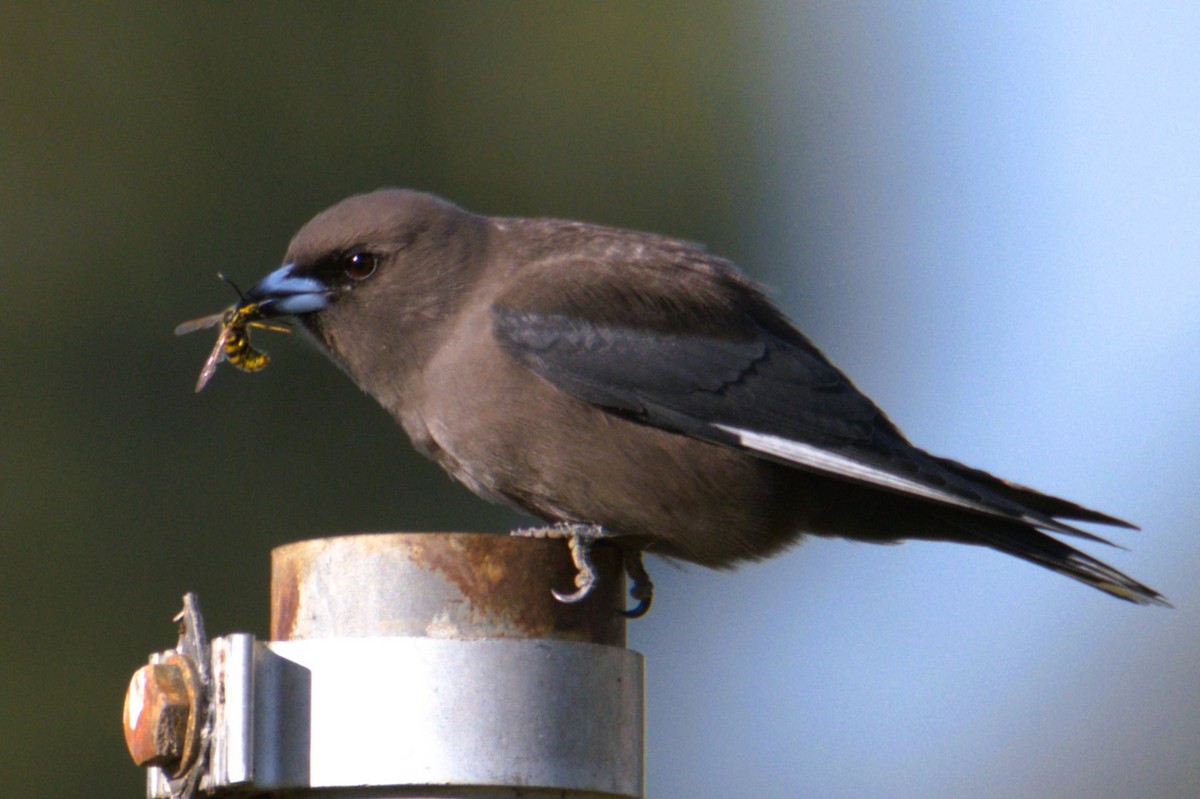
(271, 532, 627, 645)
(128, 532, 645, 799)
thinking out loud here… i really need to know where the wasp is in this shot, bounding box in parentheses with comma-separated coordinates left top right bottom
(175, 277, 290, 392)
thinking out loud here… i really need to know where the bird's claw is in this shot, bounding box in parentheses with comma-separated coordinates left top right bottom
(512, 522, 654, 616)
(619, 549, 654, 618)
(513, 523, 605, 605)
(549, 528, 599, 603)
(551, 577, 597, 604)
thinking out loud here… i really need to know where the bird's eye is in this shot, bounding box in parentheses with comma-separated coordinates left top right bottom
(344, 252, 377, 281)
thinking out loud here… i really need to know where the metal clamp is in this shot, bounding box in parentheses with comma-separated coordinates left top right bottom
(123, 533, 646, 798)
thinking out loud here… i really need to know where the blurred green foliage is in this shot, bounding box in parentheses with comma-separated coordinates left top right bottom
(0, 4, 775, 795)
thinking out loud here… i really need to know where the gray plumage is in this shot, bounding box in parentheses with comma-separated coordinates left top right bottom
(212, 188, 1164, 606)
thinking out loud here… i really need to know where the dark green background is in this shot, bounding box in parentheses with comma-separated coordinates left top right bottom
(2, 5, 775, 795)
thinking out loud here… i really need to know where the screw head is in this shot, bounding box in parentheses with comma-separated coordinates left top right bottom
(123, 655, 200, 775)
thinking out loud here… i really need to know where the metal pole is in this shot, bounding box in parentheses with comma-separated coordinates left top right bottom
(123, 533, 645, 799)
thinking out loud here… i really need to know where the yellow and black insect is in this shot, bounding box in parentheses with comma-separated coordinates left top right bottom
(175, 277, 290, 392)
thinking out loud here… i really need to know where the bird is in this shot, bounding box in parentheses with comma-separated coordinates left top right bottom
(183, 188, 1166, 615)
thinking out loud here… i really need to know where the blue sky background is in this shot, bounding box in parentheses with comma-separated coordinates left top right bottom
(633, 5, 1199, 797)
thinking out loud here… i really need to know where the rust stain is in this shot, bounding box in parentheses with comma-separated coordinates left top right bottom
(415, 533, 626, 646)
(271, 532, 628, 645)
(122, 654, 204, 777)
(270, 544, 302, 641)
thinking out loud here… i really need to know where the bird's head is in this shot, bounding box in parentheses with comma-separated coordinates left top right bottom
(241, 188, 490, 393)
(246, 189, 482, 318)
(235, 189, 487, 400)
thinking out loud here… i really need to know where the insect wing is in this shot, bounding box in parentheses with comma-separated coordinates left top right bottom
(194, 326, 234, 393)
(175, 311, 230, 337)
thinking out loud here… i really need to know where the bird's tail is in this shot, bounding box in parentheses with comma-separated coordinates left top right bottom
(965, 518, 1169, 607)
(932, 453, 1138, 530)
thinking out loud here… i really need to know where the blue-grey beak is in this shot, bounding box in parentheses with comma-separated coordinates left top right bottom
(244, 263, 331, 316)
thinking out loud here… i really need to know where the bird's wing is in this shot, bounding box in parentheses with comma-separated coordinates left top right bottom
(492, 255, 1128, 539)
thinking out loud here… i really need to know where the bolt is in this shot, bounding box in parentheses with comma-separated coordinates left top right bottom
(123, 658, 196, 773)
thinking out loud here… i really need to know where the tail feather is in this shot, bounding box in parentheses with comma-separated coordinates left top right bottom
(932, 454, 1139, 530)
(966, 518, 1169, 607)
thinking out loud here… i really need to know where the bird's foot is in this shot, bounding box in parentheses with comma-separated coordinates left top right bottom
(619, 548, 654, 619)
(511, 522, 654, 616)
(512, 522, 605, 603)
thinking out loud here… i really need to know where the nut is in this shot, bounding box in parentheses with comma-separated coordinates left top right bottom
(123, 655, 201, 775)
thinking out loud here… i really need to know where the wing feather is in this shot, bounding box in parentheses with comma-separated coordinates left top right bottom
(492, 257, 1124, 542)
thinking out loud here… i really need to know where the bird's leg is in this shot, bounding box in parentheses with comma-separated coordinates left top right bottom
(511, 522, 654, 615)
(554, 525, 602, 604)
(620, 548, 654, 619)
(512, 522, 606, 603)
